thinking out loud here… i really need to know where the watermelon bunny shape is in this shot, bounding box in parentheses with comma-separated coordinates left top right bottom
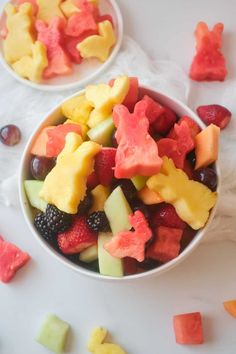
(189, 22, 227, 81)
(36, 17, 72, 79)
(113, 101, 163, 178)
(37, 0, 65, 24)
(3, 3, 35, 64)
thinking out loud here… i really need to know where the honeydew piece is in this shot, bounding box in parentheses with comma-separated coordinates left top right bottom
(87, 116, 115, 146)
(79, 244, 98, 263)
(131, 176, 148, 191)
(24, 180, 47, 212)
(98, 233, 123, 277)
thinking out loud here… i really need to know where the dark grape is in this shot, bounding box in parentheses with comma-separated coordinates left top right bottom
(0, 124, 21, 146)
(193, 168, 217, 191)
(130, 199, 149, 219)
(111, 130, 118, 147)
(112, 179, 136, 201)
(187, 150, 196, 167)
(30, 156, 55, 180)
(138, 258, 160, 270)
(77, 193, 93, 215)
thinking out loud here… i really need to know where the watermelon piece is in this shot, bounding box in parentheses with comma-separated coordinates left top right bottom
(0, 236, 30, 283)
(174, 121, 194, 155)
(189, 22, 227, 81)
(168, 116, 201, 139)
(95, 147, 116, 186)
(173, 312, 204, 345)
(98, 14, 114, 27)
(87, 171, 99, 189)
(109, 77, 139, 112)
(113, 102, 162, 178)
(65, 11, 97, 37)
(139, 95, 165, 124)
(64, 31, 97, 64)
(152, 106, 177, 135)
(36, 17, 72, 79)
(146, 226, 183, 263)
(46, 124, 82, 157)
(30, 126, 55, 157)
(157, 138, 185, 169)
(104, 211, 152, 262)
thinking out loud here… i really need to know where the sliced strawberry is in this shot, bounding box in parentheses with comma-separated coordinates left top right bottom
(157, 138, 185, 169)
(87, 171, 99, 189)
(104, 211, 152, 262)
(58, 217, 97, 254)
(152, 107, 177, 135)
(139, 95, 165, 124)
(95, 147, 116, 186)
(197, 104, 231, 129)
(0, 236, 30, 283)
(65, 11, 97, 38)
(178, 116, 201, 138)
(151, 203, 186, 229)
(146, 226, 183, 263)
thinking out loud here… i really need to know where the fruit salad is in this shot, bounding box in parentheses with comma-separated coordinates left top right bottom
(24, 75, 219, 277)
(0, 0, 117, 83)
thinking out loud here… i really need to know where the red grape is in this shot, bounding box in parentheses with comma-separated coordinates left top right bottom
(193, 168, 217, 191)
(30, 156, 55, 180)
(0, 124, 21, 146)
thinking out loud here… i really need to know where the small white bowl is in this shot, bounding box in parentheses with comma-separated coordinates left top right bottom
(19, 86, 220, 281)
(0, 0, 123, 91)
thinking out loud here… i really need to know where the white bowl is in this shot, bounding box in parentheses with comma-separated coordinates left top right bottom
(0, 0, 123, 91)
(19, 85, 220, 281)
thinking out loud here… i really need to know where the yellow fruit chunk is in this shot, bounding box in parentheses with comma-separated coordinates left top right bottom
(3, 3, 35, 64)
(90, 185, 110, 213)
(138, 186, 163, 205)
(195, 124, 220, 169)
(61, 95, 93, 125)
(40, 133, 101, 214)
(85, 76, 130, 127)
(223, 300, 236, 318)
(64, 119, 88, 139)
(94, 344, 126, 354)
(77, 20, 116, 62)
(37, 0, 65, 23)
(12, 41, 48, 83)
(88, 327, 127, 354)
(147, 157, 217, 230)
(60, 0, 80, 18)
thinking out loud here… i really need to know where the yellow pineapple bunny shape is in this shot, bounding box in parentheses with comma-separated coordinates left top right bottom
(37, 0, 65, 24)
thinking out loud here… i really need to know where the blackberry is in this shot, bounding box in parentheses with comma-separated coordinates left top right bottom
(34, 212, 56, 243)
(87, 211, 110, 232)
(77, 193, 93, 215)
(45, 204, 72, 233)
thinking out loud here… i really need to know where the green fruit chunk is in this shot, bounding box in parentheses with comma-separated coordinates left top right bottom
(98, 233, 123, 277)
(104, 186, 132, 234)
(131, 176, 148, 191)
(36, 314, 70, 354)
(24, 180, 47, 212)
(79, 245, 98, 263)
(87, 116, 114, 146)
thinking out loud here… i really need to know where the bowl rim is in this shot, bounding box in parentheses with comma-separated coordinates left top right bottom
(19, 85, 221, 282)
(0, 0, 123, 92)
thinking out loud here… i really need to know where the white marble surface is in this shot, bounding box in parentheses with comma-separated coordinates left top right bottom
(1, 0, 236, 353)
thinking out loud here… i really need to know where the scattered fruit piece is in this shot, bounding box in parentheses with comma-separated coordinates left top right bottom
(105, 211, 152, 262)
(90, 185, 110, 213)
(193, 168, 217, 191)
(197, 104, 231, 129)
(0, 236, 30, 283)
(138, 186, 163, 205)
(88, 327, 127, 354)
(30, 156, 55, 180)
(36, 314, 70, 354)
(24, 180, 47, 212)
(151, 204, 186, 229)
(95, 147, 116, 186)
(87, 211, 110, 232)
(223, 300, 236, 318)
(98, 233, 123, 277)
(173, 312, 204, 345)
(0, 124, 21, 146)
(79, 244, 98, 263)
(195, 124, 220, 169)
(87, 116, 115, 146)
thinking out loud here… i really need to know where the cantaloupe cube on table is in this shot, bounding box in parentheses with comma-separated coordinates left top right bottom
(36, 314, 70, 354)
(223, 300, 236, 318)
(195, 124, 220, 169)
(173, 312, 204, 345)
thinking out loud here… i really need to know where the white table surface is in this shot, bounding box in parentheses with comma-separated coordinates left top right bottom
(1, 1, 236, 353)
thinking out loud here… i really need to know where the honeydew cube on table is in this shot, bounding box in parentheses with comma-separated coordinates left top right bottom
(98, 233, 123, 277)
(24, 180, 47, 212)
(36, 314, 70, 354)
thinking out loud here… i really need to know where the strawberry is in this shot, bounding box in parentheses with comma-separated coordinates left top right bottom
(152, 107, 177, 134)
(87, 171, 99, 189)
(58, 217, 97, 254)
(196, 104, 231, 129)
(95, 147, 116, 186)
(151, 204, 186, 229)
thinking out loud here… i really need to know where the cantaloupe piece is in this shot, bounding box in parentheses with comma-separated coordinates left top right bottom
(30, 126, 55, 156)
(223, 300, 236, 318)
(138, 186, 163, 205)
(195, 124, 220, 169)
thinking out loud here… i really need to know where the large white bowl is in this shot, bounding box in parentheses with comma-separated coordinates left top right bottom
(0, 0, 123, 91)
(19, 85, 220, 281)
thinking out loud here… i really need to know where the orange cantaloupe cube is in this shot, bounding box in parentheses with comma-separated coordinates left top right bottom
(138, 186, 163, 205)
(195, 124, 220, 169)
(30, 126, 55, 156)
(223, 300, 236, 318)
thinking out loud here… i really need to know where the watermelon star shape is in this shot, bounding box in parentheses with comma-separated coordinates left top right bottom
(77, 20, 116, 62)
(147, 157, 217, 230)
(85, 75, 130, 127)
(40, 132, 101, 214)
(104, 210, 152, 262)
(37, 0, 65, 23)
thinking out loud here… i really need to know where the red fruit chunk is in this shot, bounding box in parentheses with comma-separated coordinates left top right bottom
(157, 138, 185, 169)
(76, 0, 99, 18)
(95, 147, 116, 186)
(109, 77, 139, 112)
(87, 171, 99, 189)
(152, 106, 177, 135)
(0, 236, 30, 283)
(17, 0, 38, 15)
(36, 17, 72, 79)
(98, 14, 114, 26)
(197, 104, 231, 129)
(139, 95, 165, 124)
(124, 257, 137, 275)
(178, 116, 201, 138)
(65, 11, 97, 37)
(46, 124, 82, 157)
(113, 103, 162, 178)
(146, 226, 183, 263)
(151, 204, 186, 229)
(189, 22, 227, 81)
(104, 211, 152, 262)
(174, 121, 195, 155)
(183, 160, 194, 179)
(173, 312, 204, 345)
(58, 217, 97, 254)
(64, 36, 82, 64)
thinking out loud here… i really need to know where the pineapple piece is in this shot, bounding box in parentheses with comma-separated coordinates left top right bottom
(88, 327, 127, 354)
(147, 157, 217, 230)
(40, 133, 101, 214)
(61, 95, 93, 124)
(90, 185, 110, 213)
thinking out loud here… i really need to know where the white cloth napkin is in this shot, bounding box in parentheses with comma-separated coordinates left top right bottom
(0, 36, 235, 242)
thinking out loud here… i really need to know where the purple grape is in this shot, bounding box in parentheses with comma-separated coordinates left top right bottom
(193, 167, 217, 191)
(77, 193, 93, 215)
(30, 156, 55, 180)
(0, 124, 21, 146)
(130, 199, 149, 219)
(187, 150, 196, 167)
(138, 258, 160, 270)
(112, 179, 136, 201)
